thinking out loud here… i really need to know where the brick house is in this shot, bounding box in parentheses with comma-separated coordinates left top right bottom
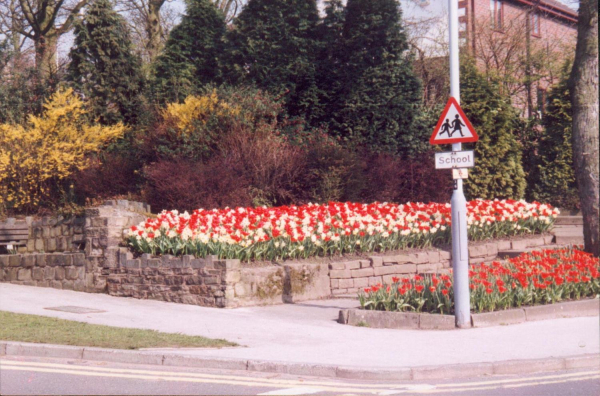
(458, 0, 578, 117)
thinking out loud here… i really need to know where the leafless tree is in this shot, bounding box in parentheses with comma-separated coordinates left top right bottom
(471, 9, 574, 117)
(116, 0, 243, 64)
(116, 0, 179, 63)
(0, 0, 88, 77)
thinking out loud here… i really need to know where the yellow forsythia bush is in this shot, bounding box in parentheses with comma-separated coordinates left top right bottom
(162, 90, 239, 133)
(0, 88, 125, 213)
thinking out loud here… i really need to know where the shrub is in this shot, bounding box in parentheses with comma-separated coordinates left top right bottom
(0, 88, 125, 213)
(218, 123, 305, 207)
(363, 152, 453, 204)
(143, 159, 251, 212)
(460, 60, 526, 200)
(141, 87, 286, 164)
(297, 132, 366, 203)
(73, 152, 142, 203)
(526, 61, 579, 209)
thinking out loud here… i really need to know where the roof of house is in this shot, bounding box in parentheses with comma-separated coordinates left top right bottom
(540, 0, 579, 17)
(516, 0, 579, 21)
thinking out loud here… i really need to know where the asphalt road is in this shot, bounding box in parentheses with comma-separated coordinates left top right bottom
(1, 356, 599, 396)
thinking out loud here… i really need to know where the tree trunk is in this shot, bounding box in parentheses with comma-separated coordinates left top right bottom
(568, 0, 599, 256)
(34, 31, 58, 78)
(146, 0, 165, 62)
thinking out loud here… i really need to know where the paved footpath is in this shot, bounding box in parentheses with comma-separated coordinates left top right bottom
(1, 283, 598, 377)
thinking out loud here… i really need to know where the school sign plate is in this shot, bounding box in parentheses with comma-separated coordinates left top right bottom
(435, 150, 475, 169)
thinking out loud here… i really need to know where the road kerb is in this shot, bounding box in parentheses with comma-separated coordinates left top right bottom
(0, 341, 598, 381)
(247, 360, 338, 378)
(565, 354, 600, 369)
(335, 367, 412, 381)
(4, 342, 84, 360)
(411, 362, 494, 380)
(162, 354, 248, 371)
(492, 357, 566, 375)
(82, 347, 164, 365)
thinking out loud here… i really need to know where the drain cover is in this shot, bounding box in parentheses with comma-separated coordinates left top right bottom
(44, 306, 107, 314)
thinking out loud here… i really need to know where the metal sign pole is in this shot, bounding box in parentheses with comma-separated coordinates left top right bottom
(448, 0, 470, 328)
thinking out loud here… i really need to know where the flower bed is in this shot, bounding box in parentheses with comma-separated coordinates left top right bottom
(359, 248, 600, 314)
(127, 200, 557, 261)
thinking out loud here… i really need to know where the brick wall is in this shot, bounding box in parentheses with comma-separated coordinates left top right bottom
(462, 0, 577, 116)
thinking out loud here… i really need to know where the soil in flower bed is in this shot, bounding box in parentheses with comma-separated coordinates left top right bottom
(359, 248, 600, 315)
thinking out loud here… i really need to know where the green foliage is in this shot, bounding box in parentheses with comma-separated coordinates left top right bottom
(298, 132, 366, 203)
(460, 60, 526, 200)
(320, 0, 424, 155)
(67, 0, 145, 125)
(152, 0, 226, 103)
(223, 0, 322, 122)
(527, 62, 579, 209)
(141, 86, 286, 163)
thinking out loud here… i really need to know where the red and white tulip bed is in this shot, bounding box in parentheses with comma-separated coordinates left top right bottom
(359, 248, 600, 314)
(127, 199, 558, 262)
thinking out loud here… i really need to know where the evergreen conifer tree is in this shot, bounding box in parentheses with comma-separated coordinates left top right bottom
(527, 61, 578, 208)
(152, 0, 226, 103)
(323, 0, 423, 154)
(68, 0, 144, 125)
(223, 0, 322, 121)
(460, 60, 526, 200)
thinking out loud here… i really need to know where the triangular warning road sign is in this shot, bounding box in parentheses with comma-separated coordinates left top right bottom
(430, 97, 479, 145)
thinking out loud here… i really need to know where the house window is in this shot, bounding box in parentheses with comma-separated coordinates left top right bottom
(532, 12, 541, 37)
(490, 0, 503, 30)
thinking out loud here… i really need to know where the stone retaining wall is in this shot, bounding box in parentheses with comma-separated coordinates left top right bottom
(0, 252, 88, 291)
(328, 235, 555, 295)
(1, 202, 560, 309)
(106, 253, 331, 308)
(0, 200, 149, 293)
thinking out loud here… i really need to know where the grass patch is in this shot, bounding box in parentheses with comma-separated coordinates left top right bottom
(0, 311, 236, 350)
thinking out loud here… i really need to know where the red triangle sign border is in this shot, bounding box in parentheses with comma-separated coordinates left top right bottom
(430, 97, 479, 145)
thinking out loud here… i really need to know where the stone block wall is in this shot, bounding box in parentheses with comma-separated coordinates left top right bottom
(0, 200, 149, 293)
(328, 235, 555, 295)
(107, 253, 332, 308)
(0, 252, 87, 291)
(0, 216, 85, 254)
(1, 201, 559, 309)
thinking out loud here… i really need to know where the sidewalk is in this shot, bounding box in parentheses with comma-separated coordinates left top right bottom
(1, 283, 598, 373)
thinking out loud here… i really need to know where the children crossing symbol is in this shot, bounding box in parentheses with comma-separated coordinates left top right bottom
(430, 97, 479, 144)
